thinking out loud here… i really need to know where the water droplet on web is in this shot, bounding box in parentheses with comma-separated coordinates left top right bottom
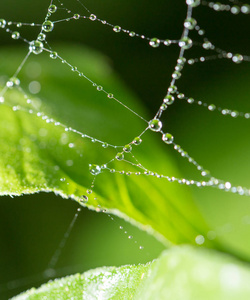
(149, 119, 162, 132)
(160, 103, 168, 111)
(164, 95, 175, 105)
(232, 54, 243, 64)
(48, 5, 57, 13)
(129, 31, 136, 37)
(168, 85, 177, 93)
(42, 20, 54, 32)
(113, 25, 121, 33)
(172, 71, 182, 79)
(29, 40, 44, 55)
(164, 39, 171, 46)
(50, 51, 58, 59)
(184, 18, 197, 30)
(97, 85, 103, 91)
(241, 5, 250, 14)
(179, 37, 193, 49)
(102, 142, 108, 148)
(149, 38, 160, 48)
(116, 152, 124, 160)
(38, 33, 46, 41)
(133, 137, 142, 145)
(123, 144, 132, 153)
(11, 31, 20, 39)
(186, 0, 200, 7)
(89, 164, 101, 175)
(0, 19, 6, 28)
(107, 93, 113, 99)
(177, 57, 186, 65)
(87, 189, 92, 194)
(128, 235, 133, 239)
(6, 77, 20, 88)
(89, 14, 97, 21)
(162, 133, 174, 144)
(73, 14, 80, 20)
(203, 41, 212, 50)
(139, 246, 144, 250)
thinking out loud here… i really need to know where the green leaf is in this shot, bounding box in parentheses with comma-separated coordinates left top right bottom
(13, 246, 250, 300)
(0, 44, 215, 247)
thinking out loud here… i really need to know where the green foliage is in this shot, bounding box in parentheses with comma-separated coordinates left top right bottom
(13, 246, 250, 300)
(0, 45, 214, 248)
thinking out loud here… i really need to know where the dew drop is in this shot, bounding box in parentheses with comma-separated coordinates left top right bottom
(123, 144, 132, 153)
(177, 57, 186, 65)
(89, 164, 101, 175)
(129, 31, 136, 37)
(89, 14, 97, 21)
(11, 31, 20, 39)
(232, 54, 243, 64)
(133, 137, 142, 145)
(139, 246, 144, 250)
(179, 37, 193, 49)
(195, 234, 205, 245)
(102, 142, 108, 148)
(149, 37, 160, 48)
(42, 21, 54, 32)
(29, 40, 44, 55)
(164, 39, 171, 46)
(241, 5, 250, 14)
(172, 71, 181, 79)
(6, 77, 20, 88)
(162, 133, 174, 144)
(107, 93, 113, 99)
(149, 119, 162, 132)
(73, 14, 80, 20)
(160, 103, 168, 111)
(202, 41, 212, 50)
(113, 25, 121, 33)
(38, 33, 46, 41)
(97, 85, 103, 91)
(168, 85, 177, 93)
(50, 51, 58, 59)
(128, 235, 133, 239)
(116, 152, 124, 160)
(164, 95, 175, 105)
(48, 5, 57, 13)
(87, 189, 92, 194)
(184, 18, 197, 30)
(0, 19, 6, 28)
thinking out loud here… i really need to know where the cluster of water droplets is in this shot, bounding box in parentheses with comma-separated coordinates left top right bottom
(0, 0, 249, 253)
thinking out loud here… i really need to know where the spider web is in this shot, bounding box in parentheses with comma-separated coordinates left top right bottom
(0, 0, 249, 297)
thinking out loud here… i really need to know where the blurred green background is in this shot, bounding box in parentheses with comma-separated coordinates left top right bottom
(0, 0, 249, 299)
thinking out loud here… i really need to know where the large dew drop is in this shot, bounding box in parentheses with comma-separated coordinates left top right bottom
(149, 119, 163, 132)
(89, 164, 101, 176)
(42, 21, 54, 32)
(162, 133, 174, 144)
(29, 40, 44, 55)
(48, 5, 57, 13)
